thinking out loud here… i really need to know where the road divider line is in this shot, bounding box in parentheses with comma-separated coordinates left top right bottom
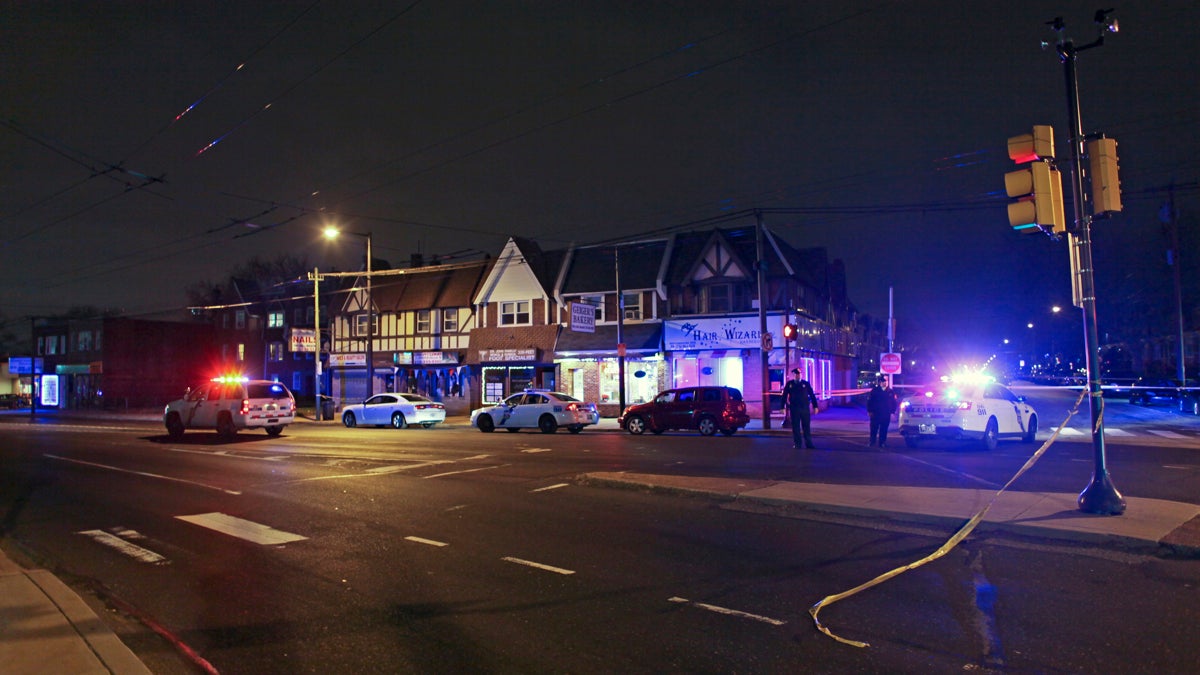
(45, 454, 242, 495)
(405, 536, 449, 547)
(531, 483, 570, 492)
(668, 597, 785, 626)
(501, 556, 575, 575)
(78, 529, 168, 564)
(1147, 430, 1188, 439)
(176, 513, 307, 545)
(424, 465, 505, 479)
(521, 448, 552, 453)
(168, 447, 284, 461)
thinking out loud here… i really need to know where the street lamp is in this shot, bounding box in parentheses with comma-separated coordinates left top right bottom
(324, 226, 374, 398)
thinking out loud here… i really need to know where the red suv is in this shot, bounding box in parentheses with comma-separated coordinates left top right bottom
(618, 386, 750, 436)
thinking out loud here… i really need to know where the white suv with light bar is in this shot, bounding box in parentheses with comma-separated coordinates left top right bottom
(164, 377, 295, 439)
(897, 376, 1038, 451)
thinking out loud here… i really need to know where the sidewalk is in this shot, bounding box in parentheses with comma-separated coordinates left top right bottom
(3, 405, 1196, 674)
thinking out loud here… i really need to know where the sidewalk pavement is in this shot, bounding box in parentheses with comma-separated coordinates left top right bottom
(3, 405, 1197, 674)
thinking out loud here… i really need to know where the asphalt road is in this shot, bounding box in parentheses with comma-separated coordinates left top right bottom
(1, 391, 1197, 673)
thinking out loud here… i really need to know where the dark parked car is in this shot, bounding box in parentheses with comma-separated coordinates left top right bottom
(0, 393, 28, 409)
(1128, 378, 1192, 407)
(618, 386, 750, 436)
(1179, 387, 1200, 416)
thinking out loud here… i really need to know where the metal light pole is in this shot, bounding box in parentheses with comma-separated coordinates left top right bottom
(325, 227, 374, 399)
(1053, 13, 1125, 515)
(309, 267, 324, 421)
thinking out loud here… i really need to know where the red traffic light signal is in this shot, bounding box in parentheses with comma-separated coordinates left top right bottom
(782, 323, 798, 341)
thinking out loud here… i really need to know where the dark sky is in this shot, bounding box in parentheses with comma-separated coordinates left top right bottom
(2, 1, 1197, 361)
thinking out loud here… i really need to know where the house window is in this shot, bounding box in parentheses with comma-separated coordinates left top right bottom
(237, 343, 246, 361)
(581, 294, 604, 323)
(77, 331, 93, 352)
(622, 292, 642, 321)
(268, 311, 285, 328)
(500, 301, 531, 325)
(707, 284, 731, 312)
(235, 310, 246, 329)
(293, 307, 305, 325)
(443, 309, 459, 333)
(417, 309, 432, 333)
(355, 313, 377, 337)
(269, 343, 285, 361)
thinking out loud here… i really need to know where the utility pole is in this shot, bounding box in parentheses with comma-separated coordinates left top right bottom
(310, 267, 324, 421)
(756, 210, 771, 429)
(1052, 11, 1126, 515)
(615, 245, 626, 417)
(1164, 184, 1186, 384)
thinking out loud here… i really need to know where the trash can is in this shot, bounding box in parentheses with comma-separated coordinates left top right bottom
(319, 396, 336, 420)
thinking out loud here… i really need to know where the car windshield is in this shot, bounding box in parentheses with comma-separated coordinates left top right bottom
(246, 382, 289, 399)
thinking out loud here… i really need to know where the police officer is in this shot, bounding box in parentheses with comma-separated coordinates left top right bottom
(781, 368, 819, 449)
(867, 375, 898, 447)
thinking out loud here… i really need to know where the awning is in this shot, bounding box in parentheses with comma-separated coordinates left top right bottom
(554, 323, 662, 357)
(467, 325, 561, 364)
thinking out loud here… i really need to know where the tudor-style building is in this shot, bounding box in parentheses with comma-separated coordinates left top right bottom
(327, 258, 490, 415)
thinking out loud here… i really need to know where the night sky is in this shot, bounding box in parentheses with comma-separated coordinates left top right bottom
(2, 1, 1197, 364)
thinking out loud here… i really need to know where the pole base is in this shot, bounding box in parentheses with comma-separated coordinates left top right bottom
(1078, 473, 1126, 515)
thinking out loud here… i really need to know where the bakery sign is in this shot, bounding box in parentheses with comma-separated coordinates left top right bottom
(664, 317, 774, 350)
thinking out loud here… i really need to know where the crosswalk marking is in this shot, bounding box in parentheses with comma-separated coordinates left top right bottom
(1148, 430, 1189, 439)
(79, 529, 168, 564)
(176, 513, 307, 545)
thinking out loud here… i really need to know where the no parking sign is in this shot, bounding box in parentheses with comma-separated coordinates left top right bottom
(880, 352, 902, 375)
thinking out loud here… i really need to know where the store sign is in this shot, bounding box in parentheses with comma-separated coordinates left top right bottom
(7, 356, 42, 374)
(664, 317, 770, 351)
(290, 328, 317, 353)
(329, 353, 367, 367)
(570, 301, 595, 333)
(479, 348, 537, 362)
(40, 374, 60, 407)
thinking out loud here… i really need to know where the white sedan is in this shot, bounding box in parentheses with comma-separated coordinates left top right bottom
(471, 390, 600, 434)
(340, 393, 446, 429)
(897, 379, 1038, 450)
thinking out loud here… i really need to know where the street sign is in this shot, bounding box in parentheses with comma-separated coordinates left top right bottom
(762, 332, 774, 352)
(880, 352, 902, 375)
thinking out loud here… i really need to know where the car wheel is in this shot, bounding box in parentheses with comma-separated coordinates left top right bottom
(265, 425, 283, 437)
(904, 435, 920, 449)
(981, 418, 999, 451)
(477, 414, 495, 433)
(538, 415, 558, 434)
(1021, 415, 1038, 443)
(625, 415, 647, 435)
(422, 423, 435, 428)
(216, 413, 237, 440)
(720, 428, 736, 436)
(342, 411, 357, 428)
(391, 412, 407, 429)
(567, 425, 583, 434)
(697, 415, 717, 436)
(165, 413, 184, 439)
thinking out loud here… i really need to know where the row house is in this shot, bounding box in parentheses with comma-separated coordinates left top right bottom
(327, 227, 865, 420)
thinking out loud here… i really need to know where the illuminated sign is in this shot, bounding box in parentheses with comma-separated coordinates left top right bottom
(329, 353, 367, 367)
(570, 301, 595, 333)
(479, 348, 537, 362)
(40, 374, 60, 407)
(290, 328, 317, 353)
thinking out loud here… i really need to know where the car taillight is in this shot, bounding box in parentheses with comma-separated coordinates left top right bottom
(956, 401, 973, 411)
(240, 399, 251, 415)
(566, 402, 579, 411)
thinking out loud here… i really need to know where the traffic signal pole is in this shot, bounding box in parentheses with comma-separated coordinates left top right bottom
(1055, 17, 1125, 515)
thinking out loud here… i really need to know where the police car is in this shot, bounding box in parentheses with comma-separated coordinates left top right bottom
(897, 376, 1038, 451)
(471, 389, 600, 434)
(164, 376, 295, 439)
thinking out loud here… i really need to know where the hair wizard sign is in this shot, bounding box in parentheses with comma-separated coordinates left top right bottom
(664, 316, 784, 350)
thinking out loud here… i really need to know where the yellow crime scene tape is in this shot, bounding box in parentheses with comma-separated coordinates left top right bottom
(808, 387, 1092, 648)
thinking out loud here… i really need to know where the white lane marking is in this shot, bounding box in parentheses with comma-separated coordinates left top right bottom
(1163, 465, 1193, 470)
(79, 530, 168, 564)
(502, 556, 575, 575)
(45, 454, 242, 495)
(668, 596, 786, 626)
(521, 448, 552, 454)
(1058, 428, 1085, 435)
(1105, 427, 1133, 436)
(366, 465, 407, 474)
(424, 465, 504, 479)
(168, 448, 284, 461)
(405, 536, 449, 547)
(1148, 430, 1189, 439)
(531, 483, 570, 493)
(176, 513, 307, 545)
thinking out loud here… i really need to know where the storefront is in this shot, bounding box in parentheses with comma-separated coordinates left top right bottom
(467, 325, 561, 406)
(554, 323, 665, 416)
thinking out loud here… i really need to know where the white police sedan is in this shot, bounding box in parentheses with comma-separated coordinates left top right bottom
(471, 390, 600, 434)
(898, 378, 1038, 451)
(340, 393, 446, 429)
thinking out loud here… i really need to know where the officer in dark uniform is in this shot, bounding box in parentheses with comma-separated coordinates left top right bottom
(781, 367, 819, 449)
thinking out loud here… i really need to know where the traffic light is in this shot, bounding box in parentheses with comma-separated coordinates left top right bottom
(1087, 136, 1122, 215)
(782, 323, 797, 341)
(1005, 126, 1066, 235)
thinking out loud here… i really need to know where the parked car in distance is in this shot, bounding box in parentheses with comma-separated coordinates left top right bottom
(0, 393, 28, 409)
(164, 377, 295, 439)
(471, 390, 599, 434)
(1127, 377, 1191, 407)
(897, 379, 1037, 451)
(617, 386, 750, 436)
(340, 393, 446, 429)
(1178, 386, 1200, 416)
